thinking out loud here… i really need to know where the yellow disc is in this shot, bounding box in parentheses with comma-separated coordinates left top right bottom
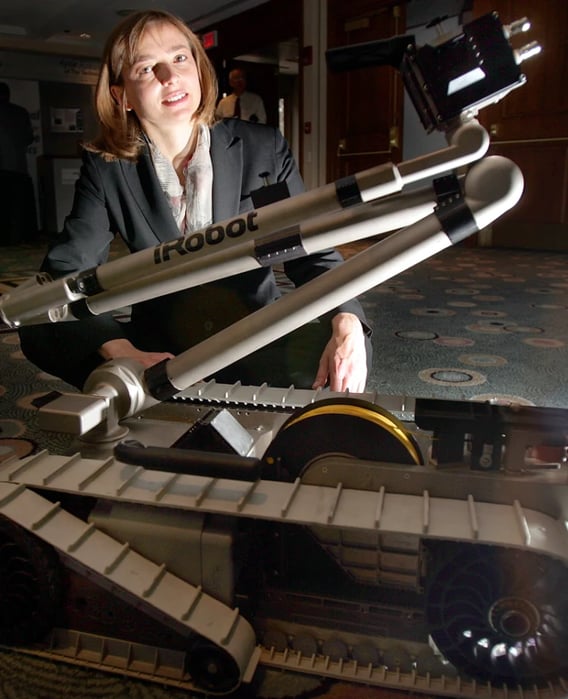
(263, 397, 423, 479)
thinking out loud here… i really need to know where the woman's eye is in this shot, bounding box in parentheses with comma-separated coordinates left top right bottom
(139, 65, 153, 75)
(174, 54, 188, 63)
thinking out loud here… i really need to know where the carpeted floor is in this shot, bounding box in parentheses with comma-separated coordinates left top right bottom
(2, 236, 568, 459)
(1, 235, 568, 699)
(360, 242, 568, 409)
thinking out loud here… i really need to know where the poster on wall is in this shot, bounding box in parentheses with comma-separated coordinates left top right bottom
(50, 107, 83, 132)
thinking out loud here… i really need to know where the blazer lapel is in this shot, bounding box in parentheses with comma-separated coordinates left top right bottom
(211, 123, 243, 223)
(121, 130, 244, 241)
(121, 150, 181, 244)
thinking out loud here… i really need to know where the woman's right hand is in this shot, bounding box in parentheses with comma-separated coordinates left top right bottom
(98, 338, 175, 368)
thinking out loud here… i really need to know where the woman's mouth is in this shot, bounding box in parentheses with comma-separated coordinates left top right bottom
(163, 92, 187, 105)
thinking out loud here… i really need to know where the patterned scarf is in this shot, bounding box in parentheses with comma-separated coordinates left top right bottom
(150, 125, 213, 234)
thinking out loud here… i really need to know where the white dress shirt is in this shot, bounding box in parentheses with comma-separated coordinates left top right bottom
(216, 91, 267, 124)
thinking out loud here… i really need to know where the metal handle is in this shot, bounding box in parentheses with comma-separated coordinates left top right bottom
(337, 126, 398, 157)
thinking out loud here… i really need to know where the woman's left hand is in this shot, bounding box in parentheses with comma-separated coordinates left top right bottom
(312, 313, 367, 392)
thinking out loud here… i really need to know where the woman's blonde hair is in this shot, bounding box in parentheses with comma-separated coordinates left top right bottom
(86, 10, 218, 160)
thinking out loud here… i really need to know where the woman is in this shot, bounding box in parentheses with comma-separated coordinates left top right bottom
(20, 9, 371, 392)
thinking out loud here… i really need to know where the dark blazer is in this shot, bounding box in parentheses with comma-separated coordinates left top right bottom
(20, 119, 369, 384)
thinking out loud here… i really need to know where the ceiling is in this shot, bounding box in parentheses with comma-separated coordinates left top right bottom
(0, 0, 270, 58)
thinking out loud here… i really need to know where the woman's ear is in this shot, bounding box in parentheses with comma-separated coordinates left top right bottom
(110, 85, 130, 110)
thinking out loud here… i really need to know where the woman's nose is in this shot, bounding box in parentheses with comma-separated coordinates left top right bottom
(155, 63, 177, 84)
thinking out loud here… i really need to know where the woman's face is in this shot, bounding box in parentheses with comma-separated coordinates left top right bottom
(112, 21, 202, 134)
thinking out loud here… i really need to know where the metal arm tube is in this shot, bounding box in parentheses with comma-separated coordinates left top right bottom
(364, 119, 489, 195)
(0, 121, 489, 329)
(151, 155, 523, 399)
(47, 156, 523, 432)
(81, 186, 437, 319)
(163, 221, 452, 393)
(0, 185, 436, 326)
(0, 275, 83, 328)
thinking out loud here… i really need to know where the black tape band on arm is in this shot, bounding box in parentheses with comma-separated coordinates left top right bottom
(254, 226, 307, 266)
(67, 267, 104, 296)
(145, 359, 177, 402)
(335, 175, 363, 208)
(434, 174, 479, 245)
(69, 299, 94, 319)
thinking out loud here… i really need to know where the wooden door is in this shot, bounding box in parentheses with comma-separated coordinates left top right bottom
(201, 0, 302, 131)
(473, 0, 568, 250)
(326, 0, 405, 183)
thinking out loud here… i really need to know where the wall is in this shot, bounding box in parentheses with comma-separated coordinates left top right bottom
(200, 0, 303, 167)
(40, 81, 96, 157)
(302, 0, 327, 189)
(0, 50, 99, 233)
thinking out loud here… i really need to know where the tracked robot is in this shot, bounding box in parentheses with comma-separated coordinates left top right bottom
(1, 12, 564, 699)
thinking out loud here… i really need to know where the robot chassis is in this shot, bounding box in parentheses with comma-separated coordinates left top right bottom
(1, 12, 565, 699)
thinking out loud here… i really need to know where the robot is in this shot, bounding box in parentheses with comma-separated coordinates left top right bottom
(2, 11, 564, 698)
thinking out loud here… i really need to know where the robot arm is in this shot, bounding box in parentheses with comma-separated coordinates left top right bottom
(0, 119, 489, 329)
(327, 11, 540, 133)
(38, 153, 523, 438)
(0, 12, 539, 436)
(0, 12, 539, 330)
(140, 154, 522, 401)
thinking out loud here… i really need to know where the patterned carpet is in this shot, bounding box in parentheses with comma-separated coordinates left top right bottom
(358, 242, 568, 409)
(2, 238, 567, 459)
(1, 236, 568, 698)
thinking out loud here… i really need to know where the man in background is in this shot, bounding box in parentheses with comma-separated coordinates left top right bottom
(216, 68, 267, 124)
(0, 82, 37, 244)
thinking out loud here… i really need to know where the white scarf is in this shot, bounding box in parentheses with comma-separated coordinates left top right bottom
(150, 125, 213, 234)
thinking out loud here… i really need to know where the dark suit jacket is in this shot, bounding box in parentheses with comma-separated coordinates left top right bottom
(20, 119, 369, 383)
